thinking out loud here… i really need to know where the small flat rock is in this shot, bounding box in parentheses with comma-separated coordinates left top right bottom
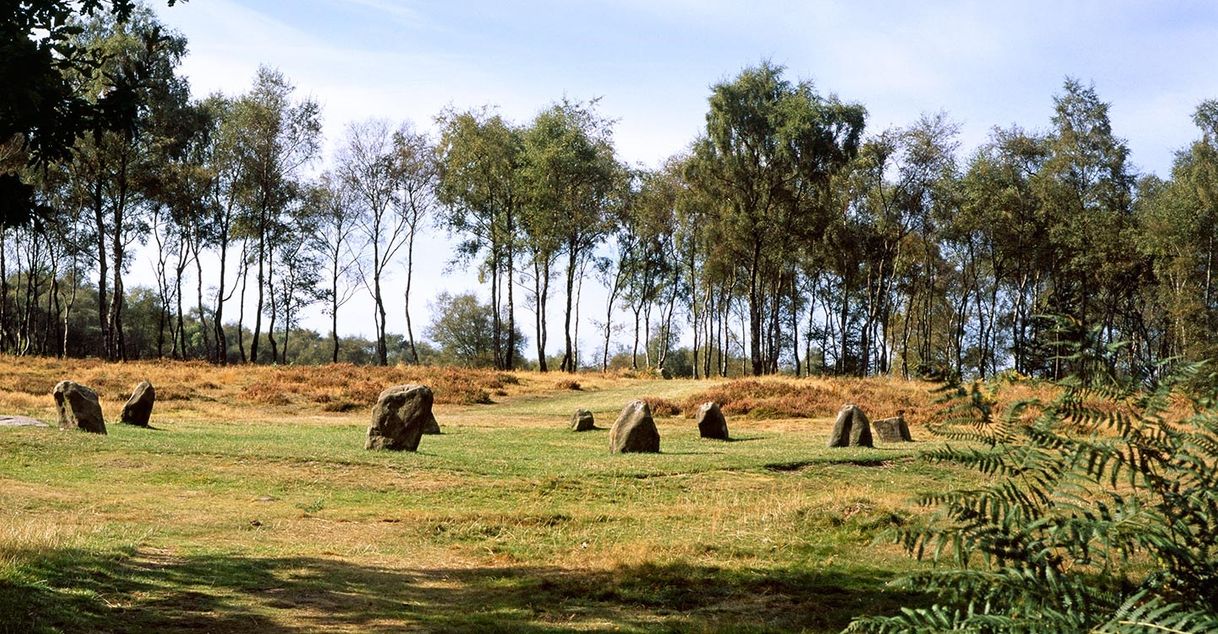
(873, 414, 913, 443)
(0, 415, 49, 428)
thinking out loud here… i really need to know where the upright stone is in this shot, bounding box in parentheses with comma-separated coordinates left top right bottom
(53, 381, 106, 434)
(422, 412, 442, 435)
(827, 403, 872, 448)
(120, 380, 155, 427)
(696, 402, 729, 440)
(570, 409, 596, 432)
(872, 411, 913, 443)
(609, 400, 660, 453)
(366, 384, 434, 451)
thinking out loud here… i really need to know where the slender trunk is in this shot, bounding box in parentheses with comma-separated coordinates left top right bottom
(748, 239, 763, 376)
(560, 243, 577, 372)
(251, 215, 266, 364)
(237, 248, 250, 363)
(93, 177, 108, 358)
(0, 224, 7, 353)
(267, 245, 279, 363)
(404, 221, 419, 364)
(192, 236, 210, 361)
(330, 248, 341, 364)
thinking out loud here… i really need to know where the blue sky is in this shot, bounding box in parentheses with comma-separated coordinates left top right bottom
(146, 0, 1218, 355)
(157, 0, 1218, 175)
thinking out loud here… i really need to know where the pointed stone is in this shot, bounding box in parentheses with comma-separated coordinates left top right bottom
(609, 400, 660, 453)
(120, 380, 155, 427)
(695, 402, 729, 440)
(827, 403, 872, 448)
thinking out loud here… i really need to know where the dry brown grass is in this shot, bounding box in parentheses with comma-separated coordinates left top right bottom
(680, 376, 939, 424)
(0, 356, 551, 421)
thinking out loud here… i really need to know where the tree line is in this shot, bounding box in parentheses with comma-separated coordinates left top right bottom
(4, 5, 1218, 381)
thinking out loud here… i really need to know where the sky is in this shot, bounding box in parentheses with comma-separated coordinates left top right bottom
(143, 0, 1218, 361)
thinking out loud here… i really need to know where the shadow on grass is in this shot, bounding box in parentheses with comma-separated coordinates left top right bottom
(0, 547, 927, 633)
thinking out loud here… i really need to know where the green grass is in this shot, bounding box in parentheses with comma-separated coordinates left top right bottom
(0, 379, 964, 633)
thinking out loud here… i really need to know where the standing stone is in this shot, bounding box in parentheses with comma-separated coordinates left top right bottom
(696, 402, 729, 440)
(570, 409, 595, 432)
(366, 384, 434, 451)
(872, 411, 913, 443)
(120, 380, 156, 427)
(422, 412, 442, 435)
(609, 400, 660, 453)
(827, 403, 872, 448)
(53, 381, 106, 434)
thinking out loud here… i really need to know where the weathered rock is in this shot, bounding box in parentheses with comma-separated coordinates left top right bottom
(366, 384, 434, 451)
(120, 380, 155, 427)
(872, 411, 913, 443)
(659, 367, 673, 380)
(0, 415, 49, 428)
(422, 412, 442, 435)
(609, 400, 660, 453)
(571, 409, 596, 432)
(827, 403, 872, 448)
(53, 381, 106, 434)
(696, 402, 729, 440)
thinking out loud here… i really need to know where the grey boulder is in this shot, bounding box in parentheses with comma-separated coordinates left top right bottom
(827, 403, 872, 448)
(571, 409, 595, 432)
(366, 384, 435, 451)
(609, 400, 660, 454)
(696, 402, 729, 440)
(53, 381, 106, 434)
(873, 411, 913, 443)
(120, 380, 155, 427)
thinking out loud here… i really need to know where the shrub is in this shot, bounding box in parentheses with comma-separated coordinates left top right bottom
(848, 355, 1218, 632)
(641, 396, 681, 417)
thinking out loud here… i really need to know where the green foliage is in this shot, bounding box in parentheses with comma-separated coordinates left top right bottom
(425, 291, 525, 368)
(848, 330, 1218, 632)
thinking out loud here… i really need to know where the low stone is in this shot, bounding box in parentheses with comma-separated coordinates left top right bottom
(696, 402, 729, 440)
(827, 403, 872, 448)
(366, 384, 434, 451)
(609, 400, 660, 453)
(571, 409, 595, 432)
(0, 415, 49, 427)
(120, 380, 155, 427)
(53, 381, 106, 434)
(873, 411, 913, 443)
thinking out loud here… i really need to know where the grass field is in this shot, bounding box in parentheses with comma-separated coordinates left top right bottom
(0, 358, 973, 633)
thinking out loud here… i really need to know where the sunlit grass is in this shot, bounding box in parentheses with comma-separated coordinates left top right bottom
(0, 357, 978, 632)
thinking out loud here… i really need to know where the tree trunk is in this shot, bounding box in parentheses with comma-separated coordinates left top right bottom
(560, 243, 578, 372)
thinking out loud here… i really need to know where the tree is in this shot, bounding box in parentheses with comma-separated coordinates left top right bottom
(426, 291, 523, 368)
(338, 119, 425, 366)
(522, 99, 622, 372)
(691, 62, 865, 375)
(307, 173, 358, 363)
(435, 108, 523, 370)
(1, 0, 181, 227)
(228, 66, 321, 364)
